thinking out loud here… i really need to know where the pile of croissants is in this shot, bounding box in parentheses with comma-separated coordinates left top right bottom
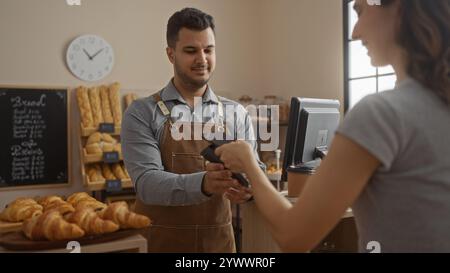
(0, 192, 151, 241)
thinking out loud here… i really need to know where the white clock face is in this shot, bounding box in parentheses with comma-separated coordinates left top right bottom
(66, 35, 114, 82)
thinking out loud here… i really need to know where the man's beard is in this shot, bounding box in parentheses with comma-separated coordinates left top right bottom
(174, 61, 211, 90)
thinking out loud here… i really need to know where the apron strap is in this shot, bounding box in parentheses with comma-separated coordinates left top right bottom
(152, 91, 173, 126)
(153, 91, 227, 133)
(217, 99, 225, 133)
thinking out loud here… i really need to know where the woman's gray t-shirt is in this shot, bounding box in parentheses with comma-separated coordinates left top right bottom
(337, 78, 450, 253)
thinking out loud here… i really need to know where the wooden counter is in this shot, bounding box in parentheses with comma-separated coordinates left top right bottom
(241, 191, 358, 253)
(0, 234, 147, 253)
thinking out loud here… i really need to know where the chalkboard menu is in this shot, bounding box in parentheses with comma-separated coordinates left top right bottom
(0, 87, 69, 189)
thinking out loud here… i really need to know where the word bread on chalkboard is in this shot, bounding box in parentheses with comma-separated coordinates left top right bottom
(0, 88, 69, 189)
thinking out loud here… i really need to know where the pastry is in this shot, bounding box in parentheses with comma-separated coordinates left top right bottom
(37, 196, 75, 216)
(67, 192, 107, 211)
(98, 201, 151, 229)
(23, 210, 85, 241)
(0, 198, 43, 222)
(65, 207, 119, 235)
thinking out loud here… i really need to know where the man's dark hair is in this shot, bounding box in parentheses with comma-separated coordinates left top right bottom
(167, 8, 215, 48)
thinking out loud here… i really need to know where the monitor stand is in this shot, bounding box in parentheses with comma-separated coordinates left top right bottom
(314, 146, 328, 160)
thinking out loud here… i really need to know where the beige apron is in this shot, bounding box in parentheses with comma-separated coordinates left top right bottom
(135, 93, 236, 253)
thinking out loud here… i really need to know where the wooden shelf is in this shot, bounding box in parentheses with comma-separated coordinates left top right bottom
(83, 175, 133, 192)
(80, 125, 121, 137)
(82, 149, 123, 164)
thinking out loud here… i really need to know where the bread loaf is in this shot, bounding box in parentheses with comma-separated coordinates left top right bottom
(100, 85, 114, 124)
(102, 164, 116, 180)
(86, 164, 105, 182)
(76, 86, 94, 128)
(108, 82, 122, 126)
(112, 163, 127, 180)
(124, 93, 138, 109)
(88, 87, 104, 127)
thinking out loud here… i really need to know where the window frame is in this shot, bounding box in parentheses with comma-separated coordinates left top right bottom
(343, 0, 396, 113)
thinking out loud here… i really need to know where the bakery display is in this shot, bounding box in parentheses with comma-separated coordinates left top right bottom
(5, 192, 151, 242)
(74, 82, 133, 191)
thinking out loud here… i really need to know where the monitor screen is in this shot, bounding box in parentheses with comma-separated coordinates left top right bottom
(282, 98, 340, 181)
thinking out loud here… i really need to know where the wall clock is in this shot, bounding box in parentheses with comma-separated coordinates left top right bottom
(66, 34, 114, 82)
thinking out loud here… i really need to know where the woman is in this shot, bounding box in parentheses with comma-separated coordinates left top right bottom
(216, 0, 450, 252)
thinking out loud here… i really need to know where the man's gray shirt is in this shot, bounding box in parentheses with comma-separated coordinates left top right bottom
(122, 80, 265, 206)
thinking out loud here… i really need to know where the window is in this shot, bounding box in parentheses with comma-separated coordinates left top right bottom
(343, 0, 396, 112)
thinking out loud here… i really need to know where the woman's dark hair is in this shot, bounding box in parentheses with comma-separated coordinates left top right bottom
(166, 8, 215, 48)
(382, 0, 450, 103)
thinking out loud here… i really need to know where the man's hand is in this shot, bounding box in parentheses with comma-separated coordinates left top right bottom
(202, 163, 253, 204)
(202, 163, 235, 196)
(224, 185, 253, 204)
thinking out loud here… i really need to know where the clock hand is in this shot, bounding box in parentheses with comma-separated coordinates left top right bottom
(91, 48, 105, 60)
(83, 48, 93, 60)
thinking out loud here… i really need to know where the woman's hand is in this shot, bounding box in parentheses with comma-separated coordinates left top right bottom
(215, 141, 258, 173)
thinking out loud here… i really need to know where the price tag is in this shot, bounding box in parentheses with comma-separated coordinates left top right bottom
(103, 152, 119, 163)
(105, 180, 122, 193)
(99, 123, 115, 133)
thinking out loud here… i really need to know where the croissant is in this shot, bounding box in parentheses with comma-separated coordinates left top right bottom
(23, 210, 85, 241)
(37, 196, 75, 216)
(0, 198, 43, 222)
(98, 202, 151, 229)
(75, 200, 107, 212)
(67, 192, 107, 211)
(65, 207, 119, 235)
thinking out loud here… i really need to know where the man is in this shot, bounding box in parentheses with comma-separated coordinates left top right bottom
(122, 7, 264, 253)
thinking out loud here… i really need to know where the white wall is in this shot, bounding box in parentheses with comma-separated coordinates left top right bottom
(0, 0, 342, 208)
(259, 0, 344, 104)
